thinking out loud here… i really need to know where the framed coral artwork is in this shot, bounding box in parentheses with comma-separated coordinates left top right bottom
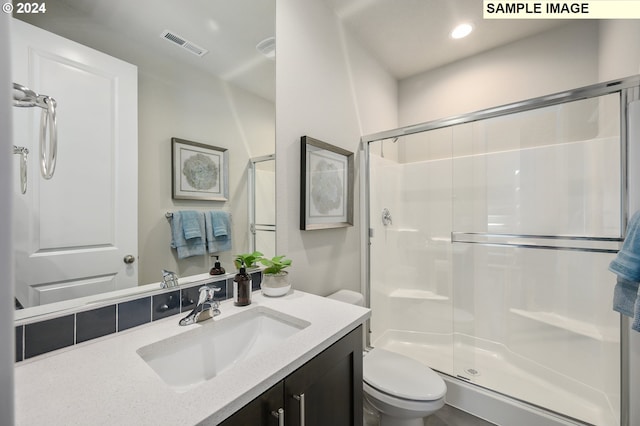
(300, 136, 354, 230)
(171, 138, 229, 201)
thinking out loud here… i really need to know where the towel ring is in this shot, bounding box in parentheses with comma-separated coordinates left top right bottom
(13, 83, 58, 180)
(39, 96, 57, 179)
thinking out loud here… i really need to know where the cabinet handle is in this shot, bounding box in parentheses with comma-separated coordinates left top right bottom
(271, 408, 284, 426)
(293, 393, 305, 426)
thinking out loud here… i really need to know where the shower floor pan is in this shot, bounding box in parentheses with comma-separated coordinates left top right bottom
(373, 330, 617, 426)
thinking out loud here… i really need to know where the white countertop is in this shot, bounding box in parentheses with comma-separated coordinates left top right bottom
(15, 290, 370, 426)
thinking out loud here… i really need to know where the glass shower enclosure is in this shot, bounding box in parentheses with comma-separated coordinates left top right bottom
(364, 77, 640, 426)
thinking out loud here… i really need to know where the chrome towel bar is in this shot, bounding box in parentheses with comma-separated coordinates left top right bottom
(451, 231, 623, 254)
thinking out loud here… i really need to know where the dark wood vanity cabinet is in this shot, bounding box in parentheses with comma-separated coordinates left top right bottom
(219, 381, 284, 426)
(219, 325, 363, 426)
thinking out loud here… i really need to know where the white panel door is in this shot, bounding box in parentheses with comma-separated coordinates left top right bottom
(11, 19, 138, 307)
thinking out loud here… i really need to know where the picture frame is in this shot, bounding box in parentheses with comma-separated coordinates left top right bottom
(171, 138, 229, 201)
(300, 136, 354, 230)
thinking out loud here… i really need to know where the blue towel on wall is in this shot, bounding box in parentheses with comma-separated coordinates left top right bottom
(181, 210, 202, 240)
(205, 211, 232, 253)
(170, 211, 206, 259)
(212, 210, 229, 237)
(609, 210, 640, 331)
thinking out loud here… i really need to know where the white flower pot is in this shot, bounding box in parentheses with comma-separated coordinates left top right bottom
(261, 271, 291, 297)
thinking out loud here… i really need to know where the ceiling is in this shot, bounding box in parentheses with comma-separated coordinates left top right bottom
(17, 0, 569, 101)
(16, 0, 277, 101)
(324, 0, 569, 79)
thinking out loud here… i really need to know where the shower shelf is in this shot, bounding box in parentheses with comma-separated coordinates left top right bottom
(509, 308, 617, 342)
(388, 288, 449, 301)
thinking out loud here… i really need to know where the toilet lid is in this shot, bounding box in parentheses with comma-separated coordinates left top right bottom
(363, 348, 446, 401)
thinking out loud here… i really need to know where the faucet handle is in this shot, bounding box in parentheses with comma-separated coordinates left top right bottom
(161, 269, 179, 288)
(198, 285, 221, 303)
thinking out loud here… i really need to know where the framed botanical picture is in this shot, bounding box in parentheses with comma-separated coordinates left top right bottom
(171, 138, 229, 201)
(300, 136, 354, 230)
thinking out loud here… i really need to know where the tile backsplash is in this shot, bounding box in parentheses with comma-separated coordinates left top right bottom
(15, 272, 259, 362)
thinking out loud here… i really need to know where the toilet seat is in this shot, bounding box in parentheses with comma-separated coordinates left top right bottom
(363, 348, 446, 402)
(364, 381, 445, 416)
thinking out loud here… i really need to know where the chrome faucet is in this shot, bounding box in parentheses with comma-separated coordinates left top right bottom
(161, 269, 179, 289)
(179, 286, 221, 326)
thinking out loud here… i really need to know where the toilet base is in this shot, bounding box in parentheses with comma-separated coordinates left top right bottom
(379, 414, 425, 426)
(363, 397, 380, 426)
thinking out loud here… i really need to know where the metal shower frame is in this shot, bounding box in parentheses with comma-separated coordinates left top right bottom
(248, 154, 276, 254)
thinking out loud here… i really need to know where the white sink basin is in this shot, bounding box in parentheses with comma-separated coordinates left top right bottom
(137, 306, 310, 392)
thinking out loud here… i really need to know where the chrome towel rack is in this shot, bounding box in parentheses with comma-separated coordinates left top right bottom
(12, 82, 58, 182)
(165, 211, 232, 220)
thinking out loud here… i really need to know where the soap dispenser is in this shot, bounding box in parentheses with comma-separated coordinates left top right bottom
(233, 261, 252, 306)
(209, 256, 226, 275)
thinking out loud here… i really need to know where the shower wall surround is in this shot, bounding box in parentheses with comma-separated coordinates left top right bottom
(368, 87, 629, 426)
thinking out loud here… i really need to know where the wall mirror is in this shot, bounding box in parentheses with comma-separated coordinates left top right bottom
(12, 0, 275, 320)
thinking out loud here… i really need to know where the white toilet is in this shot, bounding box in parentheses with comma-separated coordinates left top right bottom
(328, 290, 447, 426)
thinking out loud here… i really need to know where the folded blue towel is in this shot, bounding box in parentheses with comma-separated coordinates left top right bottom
(609, 211, 640, 281)
(181, 210, 202, 240)
(609, 210, 640, 331)
(205, 211, 232, 253)
(170, 211, 205, 259)
(212, 211, 229, 237)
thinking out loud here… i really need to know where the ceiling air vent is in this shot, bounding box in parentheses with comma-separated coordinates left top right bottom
(160, 30, 208, 57)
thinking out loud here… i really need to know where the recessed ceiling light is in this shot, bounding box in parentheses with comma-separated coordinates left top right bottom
(451, 23, 473, 39)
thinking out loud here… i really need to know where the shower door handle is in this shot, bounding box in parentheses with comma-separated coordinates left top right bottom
(293, 393, 305, 426)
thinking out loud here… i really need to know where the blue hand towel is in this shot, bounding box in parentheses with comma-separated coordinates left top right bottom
(170, 211, 205, 259)
(181, 210, 202, 240)
(212, 210, 229, 237)
(205, 211, 232, 253)
(609, 210, 640, 331)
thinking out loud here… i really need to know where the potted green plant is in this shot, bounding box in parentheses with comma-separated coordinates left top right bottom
(259, 254, 292, 297)
(234, 251, 263, 270)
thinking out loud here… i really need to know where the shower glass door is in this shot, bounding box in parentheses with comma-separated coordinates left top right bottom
(451, 93, 621, 426)
(369, 128, 455, 375)
(368, 92, 622, 426)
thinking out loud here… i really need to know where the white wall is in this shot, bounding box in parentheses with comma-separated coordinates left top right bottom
(599, 20, 640, 81)
(0, 12, 14, 426)
(275, 0, 396, 297)
(399, 21, 600, 125)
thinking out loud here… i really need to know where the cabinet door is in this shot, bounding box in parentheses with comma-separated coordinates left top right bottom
(284, 326, 363, 426)
(220, 381, 284, 426)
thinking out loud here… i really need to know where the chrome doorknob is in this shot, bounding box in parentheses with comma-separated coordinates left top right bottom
(123, 255, 136, 264)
